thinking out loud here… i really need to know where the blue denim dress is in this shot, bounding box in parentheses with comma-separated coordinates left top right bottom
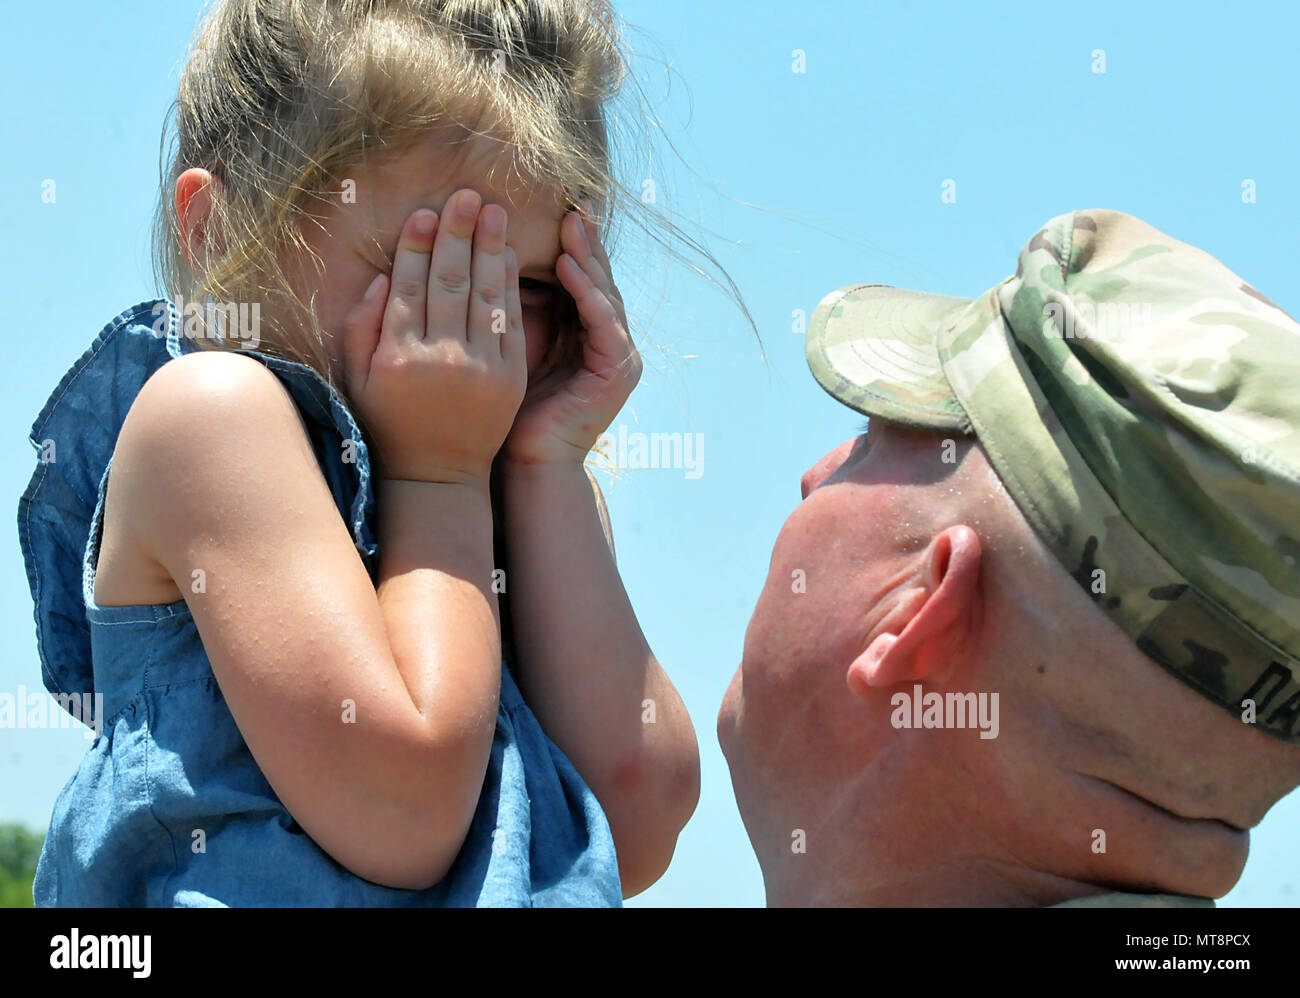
(18, 299, 622, 907)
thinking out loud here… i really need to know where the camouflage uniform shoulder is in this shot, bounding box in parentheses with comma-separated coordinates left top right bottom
(1051, 891, 1216, 908)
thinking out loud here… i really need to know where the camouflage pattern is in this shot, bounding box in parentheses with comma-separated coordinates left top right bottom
(807, 209, 1300, 745)
(1050, 892, 1215, 908)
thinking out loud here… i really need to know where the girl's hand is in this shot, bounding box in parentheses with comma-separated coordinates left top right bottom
(502, 203, 642, 466)
(342, 191, 528, 487)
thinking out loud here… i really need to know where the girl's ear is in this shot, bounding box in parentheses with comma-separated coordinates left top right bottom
(175, 168, 224, 270)
(846, 524, 983, 696)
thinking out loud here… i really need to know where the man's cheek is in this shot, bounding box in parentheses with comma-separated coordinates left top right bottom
(717, 666, 743, 752)
(754, 503, 876, 667)
(744, 555, 801, 658)
(742, 576, 830, 695)
(761, 504, 826, 610)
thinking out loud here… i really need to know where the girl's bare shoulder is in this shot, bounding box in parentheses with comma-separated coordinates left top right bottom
(94, 349, 322, 606)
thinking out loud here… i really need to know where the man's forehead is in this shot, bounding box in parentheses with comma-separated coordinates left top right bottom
(839, 418, 982, 491)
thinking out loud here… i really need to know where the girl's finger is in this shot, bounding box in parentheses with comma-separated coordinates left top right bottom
(467, 203, 508, 347)
(560, 210, 604, 288)
(573, 203, 625, 309)
(427, 188, 481, 342)
(501, 246, 526, 364)
(556, 252, 624, 358)
(342, 272, 389, 395)
(382, 209, 437, 345)
(561, 214, 625, 324)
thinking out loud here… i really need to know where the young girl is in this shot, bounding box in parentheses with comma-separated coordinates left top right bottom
(19, 0, 700, 906)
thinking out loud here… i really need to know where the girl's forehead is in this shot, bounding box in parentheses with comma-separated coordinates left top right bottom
(371, 133, 569, 222)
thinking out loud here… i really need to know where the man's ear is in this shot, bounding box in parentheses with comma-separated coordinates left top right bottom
(847, 524, 982, 696)
(175, 168, 224, 270)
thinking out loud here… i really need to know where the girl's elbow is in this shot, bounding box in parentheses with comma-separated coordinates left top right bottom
(333, 808, 470, 891)
(609, 747, 701, 897)
(341, 737, 488, 890)
(616, 795, 693, 898)
(386, 835, 463, 891)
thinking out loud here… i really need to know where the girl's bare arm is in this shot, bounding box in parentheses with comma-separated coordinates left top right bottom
(498, 206, 700, 896)
(110, 352, 499, 890)
(501, 459, 699, 896)
(110, 196, 526, 890)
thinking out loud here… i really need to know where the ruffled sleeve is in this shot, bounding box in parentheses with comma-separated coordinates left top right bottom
(18, 299, 377, 719)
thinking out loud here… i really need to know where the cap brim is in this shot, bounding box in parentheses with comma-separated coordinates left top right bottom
(806, 284, 973, 433)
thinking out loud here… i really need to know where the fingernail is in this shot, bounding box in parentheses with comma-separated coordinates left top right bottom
(458, 190, 481, 220)
(364, 274, 383, 300)
(413, 210, 436, 236)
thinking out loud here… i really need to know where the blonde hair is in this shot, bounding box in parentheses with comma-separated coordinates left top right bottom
(153, 0, 753, 397)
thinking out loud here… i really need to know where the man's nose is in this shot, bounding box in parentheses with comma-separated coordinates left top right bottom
(801, 438, 858, 499)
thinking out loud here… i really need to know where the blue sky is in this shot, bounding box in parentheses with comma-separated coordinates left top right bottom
(2, 0, 1297, 907)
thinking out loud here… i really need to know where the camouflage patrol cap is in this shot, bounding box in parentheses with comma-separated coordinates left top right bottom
(806, 209, 1300, 745)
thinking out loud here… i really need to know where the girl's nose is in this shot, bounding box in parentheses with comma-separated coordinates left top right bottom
(800, 438, 857, 499)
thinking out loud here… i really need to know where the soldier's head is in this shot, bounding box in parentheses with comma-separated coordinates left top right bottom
(717, 210, 1300, 906)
